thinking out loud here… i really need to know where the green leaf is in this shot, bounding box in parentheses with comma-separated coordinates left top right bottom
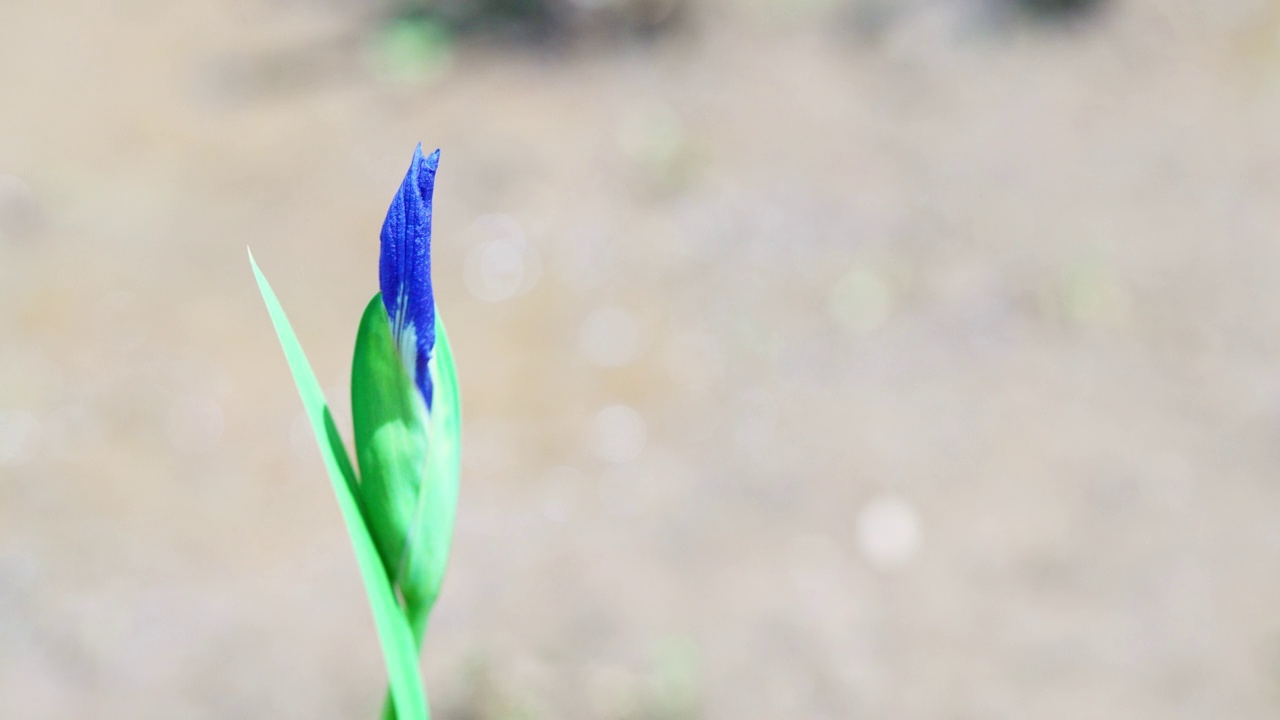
(248, 251, 429, 720)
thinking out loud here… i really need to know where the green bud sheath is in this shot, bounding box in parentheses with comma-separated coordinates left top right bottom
(353, 294, 430, 594)
(352, 294, 461, 643)
(410, 310, 461, 638)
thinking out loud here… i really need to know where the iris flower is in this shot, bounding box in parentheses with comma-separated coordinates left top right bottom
(353, 143, 459, 650)
(380, 144, 440, 410)
(251, 143, 461, 720)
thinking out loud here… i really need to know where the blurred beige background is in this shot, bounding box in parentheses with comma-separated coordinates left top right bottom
(4, 0, 1280, 717)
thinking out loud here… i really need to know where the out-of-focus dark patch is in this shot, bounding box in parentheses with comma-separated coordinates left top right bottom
(843, 0, 903, 46)
(1012, 0, 1108, 21)
(396, 0, 558, 44)
(838, 0, 1110, 50)
(389, 0, 686, 45)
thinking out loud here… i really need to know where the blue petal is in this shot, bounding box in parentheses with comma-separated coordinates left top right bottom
(379, 144, 439, 409)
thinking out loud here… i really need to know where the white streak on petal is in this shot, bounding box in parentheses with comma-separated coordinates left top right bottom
(398, 322, 419, 381)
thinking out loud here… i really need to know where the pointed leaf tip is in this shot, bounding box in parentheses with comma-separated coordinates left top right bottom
(249, 257, 429, 720)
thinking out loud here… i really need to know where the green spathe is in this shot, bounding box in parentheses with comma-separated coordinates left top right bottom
(353, 295, 430, 600)
(353, 295, 462, 720)
(352, 294, 461, 642)
(414, 307, 461, 640)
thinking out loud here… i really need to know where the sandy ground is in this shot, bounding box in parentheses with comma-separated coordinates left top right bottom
(5, 0, 1280, 718)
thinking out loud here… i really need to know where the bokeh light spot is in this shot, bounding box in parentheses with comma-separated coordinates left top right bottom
(464, 214, 541, 302)
(592, 404, 647, 464)
(856, 494, 921, 568)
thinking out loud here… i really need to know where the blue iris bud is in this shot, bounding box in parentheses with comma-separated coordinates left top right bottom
(379, 144, 440, 410)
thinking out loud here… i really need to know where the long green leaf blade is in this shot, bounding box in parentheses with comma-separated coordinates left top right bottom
(248, 250, 428, 720)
